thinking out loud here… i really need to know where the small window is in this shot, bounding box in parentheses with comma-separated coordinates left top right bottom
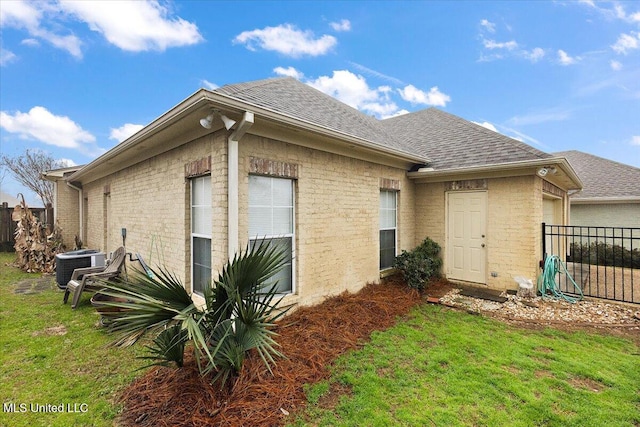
(380, 190, 397, 270)
(191, 176, 211, 295)
(249, 175, 294, 294)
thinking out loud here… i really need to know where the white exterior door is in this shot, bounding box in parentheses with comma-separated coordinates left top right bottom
(447, 191, 487, 284)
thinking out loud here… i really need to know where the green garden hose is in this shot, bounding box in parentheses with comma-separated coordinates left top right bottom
(537, 255, 584, 303)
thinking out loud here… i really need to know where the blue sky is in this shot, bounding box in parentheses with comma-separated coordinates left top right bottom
(1, 0, 639, 206)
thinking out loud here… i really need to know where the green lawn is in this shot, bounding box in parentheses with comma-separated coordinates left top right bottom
(0, 252, 146, 427)
(291, 304, 640, 427)
(2, 252, 639, 427)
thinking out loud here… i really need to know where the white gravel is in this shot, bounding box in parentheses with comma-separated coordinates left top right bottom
(439, 288, 640, 326)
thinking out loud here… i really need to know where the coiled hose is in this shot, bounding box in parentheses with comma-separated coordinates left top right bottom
(537, 255, 583, 303)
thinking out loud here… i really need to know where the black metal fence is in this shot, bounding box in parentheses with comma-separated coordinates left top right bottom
(542, 223, 639, 304)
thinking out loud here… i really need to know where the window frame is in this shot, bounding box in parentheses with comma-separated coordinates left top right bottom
(248, 175, 296, 295)
(379, 189, 398, 270)
(190, 175, 212, 296)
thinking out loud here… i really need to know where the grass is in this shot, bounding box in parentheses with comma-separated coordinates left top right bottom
(2, 251, 639, 426)
(0, 252, 146, 427)
(291, 304, 640, 427)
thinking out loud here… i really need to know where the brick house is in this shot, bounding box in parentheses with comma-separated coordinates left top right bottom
(45, 77, 582, 307)
(554, 150, 640, 229)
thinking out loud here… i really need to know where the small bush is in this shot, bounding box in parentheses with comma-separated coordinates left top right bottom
(393, 237, 443, 290)
(570, 242, 640, 269)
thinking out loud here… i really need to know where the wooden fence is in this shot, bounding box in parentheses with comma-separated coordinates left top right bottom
(0, 202, 53, 252)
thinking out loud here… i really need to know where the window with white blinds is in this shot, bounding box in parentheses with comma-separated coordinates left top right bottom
(191, 175, 211, 295)
(249, 175, 294, 294)
(380, 190, 397, 270)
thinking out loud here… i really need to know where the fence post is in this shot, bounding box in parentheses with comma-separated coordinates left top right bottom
(45, 203, 54, 234)
(540, 222, 546, 268)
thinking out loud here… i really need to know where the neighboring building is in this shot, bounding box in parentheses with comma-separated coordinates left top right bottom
(46, 77, 581, 308)
(0, 191, 22, 207)
(555, 150, 640, 229)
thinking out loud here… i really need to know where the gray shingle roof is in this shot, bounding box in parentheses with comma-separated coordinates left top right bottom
(214, 77, 553, 170)
(554, 150, 640, 200)
(380, 108, 551, 170)
(213, 77, 418, 157)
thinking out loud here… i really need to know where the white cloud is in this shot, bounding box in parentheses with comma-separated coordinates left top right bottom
(0, 48, 17, 66)
(523, 47, 545, 63)
(611, 32, 640, 55)
(234, 24, 337, 57)
(0, 0, 201, 57)
(577, 1, 640, 24)
(480, 19, 496, 33)
(0, 0, 41, 29)
(273, 66, 304, 79)
(307, 70, 381, 109)
(109, 123, 144, 142)
(472, 121, 498, 133)
(60, 1, 203, 52)
(398, 85, 451, 107)
(483, 39, 518, 50)
(201, 80, 218, 90)
(57, 158, 77, 167)
(631, 136, 640, 146)
(508, 108, 572, 126)
(20, 38, 40, 47)
(610, 60, 623, 70)
(347, 61, 404, 85)
(329, 19, 351, 32)
(0, 0, 82, 58)
(557, 49, 577, 65)
(306, 70, 421, 117)
(0, 107, 101, 156)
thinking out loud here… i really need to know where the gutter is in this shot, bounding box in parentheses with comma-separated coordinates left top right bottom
(569, 197, 640, 205)
(227, 111, 254, 258)
(408, 157, 583, 190)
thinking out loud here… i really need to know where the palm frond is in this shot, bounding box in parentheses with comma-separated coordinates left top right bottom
(138, 324, 188, 368)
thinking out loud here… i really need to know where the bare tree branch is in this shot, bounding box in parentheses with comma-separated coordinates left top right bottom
(0, 149, 66, 207)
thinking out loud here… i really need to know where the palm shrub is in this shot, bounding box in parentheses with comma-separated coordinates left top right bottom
(98, 239, 291, 388)
(393, 237, 442, 290)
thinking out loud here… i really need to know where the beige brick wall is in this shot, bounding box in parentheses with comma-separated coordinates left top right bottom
(486, 176, 541, 291)
(81, 133, 222, 286)
(53, 179, 80, 248)
(238, 135, 414, 307)
(77, 131, 413, 307)
(415, 176, 543, 292)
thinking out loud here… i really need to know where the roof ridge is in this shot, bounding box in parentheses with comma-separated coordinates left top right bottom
(554, 150, 640, 171)
(430, 108, 549, 158)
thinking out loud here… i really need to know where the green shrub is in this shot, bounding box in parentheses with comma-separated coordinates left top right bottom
(393, 237, 442, 290)
(570, 242, 640, 269)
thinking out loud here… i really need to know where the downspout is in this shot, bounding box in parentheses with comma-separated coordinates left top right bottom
(227, 111, 254, 258)
(66, 181, 84, 243)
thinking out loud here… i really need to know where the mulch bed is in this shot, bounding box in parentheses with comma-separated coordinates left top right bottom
(117, 276, 428, 426)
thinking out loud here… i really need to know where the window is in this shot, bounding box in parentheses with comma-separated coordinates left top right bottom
(191, 176, 211, 295)
(380, 190, 397, 270)
(249, 175, 294, 294)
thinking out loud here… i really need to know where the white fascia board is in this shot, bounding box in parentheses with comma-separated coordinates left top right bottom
(408, 157, 583, 190)
(570, 197, 640, 205)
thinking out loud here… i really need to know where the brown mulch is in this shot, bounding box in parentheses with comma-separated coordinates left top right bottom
(116, 276, 422, 427)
